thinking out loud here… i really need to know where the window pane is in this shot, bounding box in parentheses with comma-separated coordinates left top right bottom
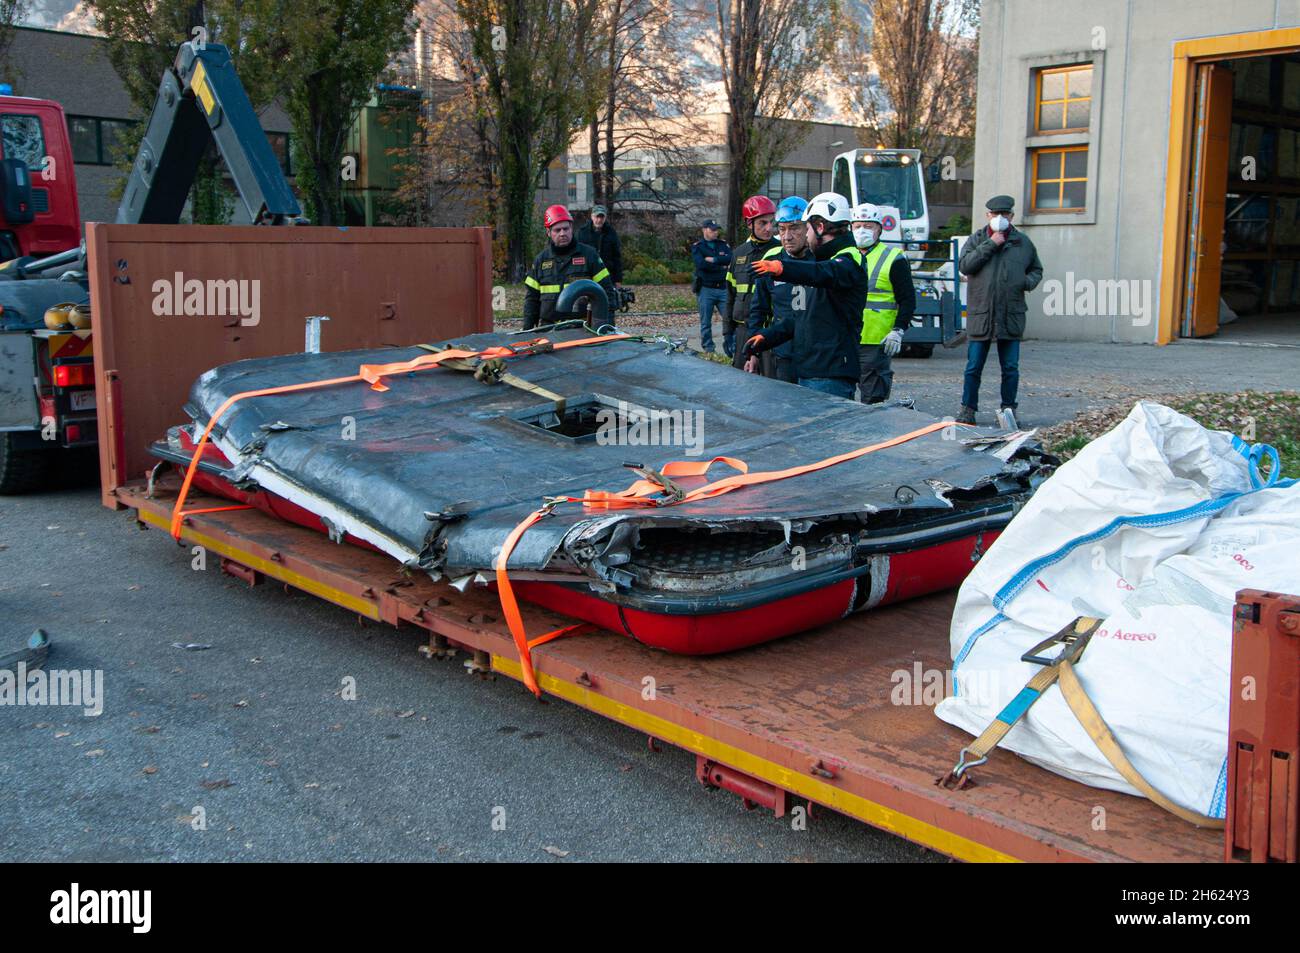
(1, 115, 47, 168)
(1036, 150, 1062, 180)
(1040, 71, 1066, 101)
(1062, 180, 1086, 209)
(1064, 148, 1088, 178)
(1067, 67, 1092, 99)
(69, 117, 98, 164)
(1035, 182, 1061, 209)
(1065, 100, 1091, 129)
(1038, 102, 1064, 131)
(101, 120, 132, 163)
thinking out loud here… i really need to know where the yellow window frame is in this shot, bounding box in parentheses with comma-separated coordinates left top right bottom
(1031, 146, 1088, 212)
(1035, 64, 1093, 134)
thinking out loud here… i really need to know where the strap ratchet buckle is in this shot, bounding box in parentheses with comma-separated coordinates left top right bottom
(622, 462, 686, 504)
(1020, 616, 1100, 667)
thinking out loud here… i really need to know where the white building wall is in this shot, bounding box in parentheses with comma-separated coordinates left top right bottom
(975, 0, 1300, 342)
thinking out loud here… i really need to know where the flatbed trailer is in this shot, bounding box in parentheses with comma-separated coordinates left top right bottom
(88, 223, 1296, 864)
(116, 480, 1229, 863)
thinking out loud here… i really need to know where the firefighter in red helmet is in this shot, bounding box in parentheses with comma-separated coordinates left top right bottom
(723, 195, 779, 365)
(523, 204, 617, 330)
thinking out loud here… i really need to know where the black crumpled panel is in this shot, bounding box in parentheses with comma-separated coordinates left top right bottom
(179, 328, 1027, 572)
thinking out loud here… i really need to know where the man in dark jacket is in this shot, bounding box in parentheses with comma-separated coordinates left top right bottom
(743, 192, 865, 399)
(956, 195, 1043, 425)
(523, 204, 616, 330)
(576, 205, 623, 286)
(746, 196, 809, 382)
(691, 219, 731, 353)
(725, 195, 779, 363)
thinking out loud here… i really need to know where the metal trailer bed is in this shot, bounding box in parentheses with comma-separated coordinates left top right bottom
(117, 479, 1231, 863)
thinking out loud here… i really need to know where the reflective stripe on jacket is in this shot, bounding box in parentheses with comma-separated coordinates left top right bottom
(521, 240, 614, 330)
(860, 243, 901, 345)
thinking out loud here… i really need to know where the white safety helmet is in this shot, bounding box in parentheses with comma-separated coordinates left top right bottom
(851, 202, 883, 226)
(802, 191, 853, 224)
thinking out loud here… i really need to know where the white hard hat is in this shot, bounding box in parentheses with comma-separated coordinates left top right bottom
(851, 203, 883, 225)
(802, 192, 853, 224)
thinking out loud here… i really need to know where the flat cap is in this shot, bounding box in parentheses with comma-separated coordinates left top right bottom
(986, 194, 1015, 213)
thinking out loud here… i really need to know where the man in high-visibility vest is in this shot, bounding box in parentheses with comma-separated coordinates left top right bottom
(522, 204, 616, 330)
(851, 203, 915, 404)
(724, 195, 779, 364)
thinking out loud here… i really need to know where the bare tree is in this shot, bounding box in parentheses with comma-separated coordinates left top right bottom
(840, 0, 980, 166)
(580, 1, 713, 218)
(438, 0, 600, 280)
(709, 0, 837, 240)
(394, 5, 506, 239)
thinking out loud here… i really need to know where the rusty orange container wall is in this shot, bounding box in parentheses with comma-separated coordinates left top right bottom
(1227, 590, 1300, 863)
(85, 223, 494, 508)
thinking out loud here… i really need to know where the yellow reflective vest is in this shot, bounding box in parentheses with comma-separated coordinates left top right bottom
(860, 242, 902, 345)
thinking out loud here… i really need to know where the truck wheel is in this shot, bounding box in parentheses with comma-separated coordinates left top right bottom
(0, 433, 53, 493)
(900, 344, 934, 359)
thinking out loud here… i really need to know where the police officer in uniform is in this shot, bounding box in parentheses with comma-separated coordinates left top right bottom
(851, 203, 915, 403)
(523, 204, 617, 330)
(724, 195, 779, 364)
(746, 196, 810, 382)
(691, 219, 731, 353)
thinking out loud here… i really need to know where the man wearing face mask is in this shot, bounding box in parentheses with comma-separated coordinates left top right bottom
(742, 192, 866, 399)
(851, 203, 915, 403)
(956, 195, 1043, 426)
(745, 196, 810, 382)
(522, 205, 617, 331)
(725, 195, 779, 364)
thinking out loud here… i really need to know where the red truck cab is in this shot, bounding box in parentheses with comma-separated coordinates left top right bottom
(0, 93, 81, 261)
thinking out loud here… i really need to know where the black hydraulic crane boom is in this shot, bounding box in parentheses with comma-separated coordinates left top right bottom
(116, 41, 301, 226)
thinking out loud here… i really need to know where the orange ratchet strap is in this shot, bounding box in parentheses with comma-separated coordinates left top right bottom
(497, 419, 970, 696)
(168, 334, 630, 538)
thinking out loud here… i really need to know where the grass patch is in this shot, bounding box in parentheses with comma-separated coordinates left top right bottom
(1042, 391, 1300, 479)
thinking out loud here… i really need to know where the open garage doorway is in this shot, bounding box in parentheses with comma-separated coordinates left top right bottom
(1160, 29, 1300, 345)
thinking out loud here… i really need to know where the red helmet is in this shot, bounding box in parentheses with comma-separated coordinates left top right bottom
(741, 195, 777, 221)
(544, 205, 573, 228)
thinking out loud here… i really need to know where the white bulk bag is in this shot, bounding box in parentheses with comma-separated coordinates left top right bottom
(935, 402, 1298, 818)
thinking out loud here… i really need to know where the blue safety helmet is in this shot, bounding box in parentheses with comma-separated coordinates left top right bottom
(774, 196, 807, 224)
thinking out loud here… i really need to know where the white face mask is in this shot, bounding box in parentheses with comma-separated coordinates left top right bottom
(990, 215, 1010, 233)
(853, 226, 877, 248)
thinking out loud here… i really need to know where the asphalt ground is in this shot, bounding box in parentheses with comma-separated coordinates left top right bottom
(3, 336, 1294, 862)
(0, 484, 939, 863)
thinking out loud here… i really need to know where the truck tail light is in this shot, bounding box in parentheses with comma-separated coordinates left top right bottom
(54, 364, 93, 387)
(66, 423, 82, 442)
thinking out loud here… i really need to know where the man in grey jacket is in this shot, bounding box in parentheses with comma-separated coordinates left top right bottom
(955, 195, 1043, 426)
